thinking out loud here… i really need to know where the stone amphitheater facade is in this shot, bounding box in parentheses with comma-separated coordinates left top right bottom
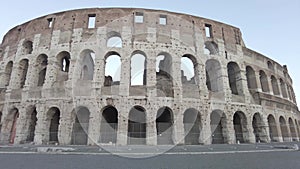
(0, 8, 299, 146)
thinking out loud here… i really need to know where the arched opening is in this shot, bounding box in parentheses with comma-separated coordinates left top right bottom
(22, 40, 33, 55)
(36, 54, 48, 87)
(104, 52, 121, 86)
(279, 116, 289, 142)
(267, 61, 274, 70)
(130, 51, 146, 86)
(38, 69, 47, 86)
(100, 106, 118, 144)
(4, 61, 13, 86)
(156, 107, 173, 145)
(267, 115, 278, 142)
(48, 107, 60, 143)
(183, 108, 201, 145)
(80, 50, 95, 81)
(18, 59, 29, 88)
(206, 59, 223, 92)
(233, 111, 247, 143)
(8, 108, 19, 144)
(271, 76, 280, 95)
(210, 110, 227, 144)
(246, 66, 257, 90)
(227, 62, 244, 95)
(71, 107, 90, 145)
(295, 120, 300, 140)
(26, 107, 37, 142)
(128, 106, 146, 145)
(252, 113, 264, 143)
(56, 51, 71, 81)
(288, 118, 297, 141)
(204, 41, 218, 55)
(181, 55, 196, 84)
(259, 70, 269, 92)
(107, 33, 122, 48)
(156, 53, 173, 97)
(280, 79, 288, 98)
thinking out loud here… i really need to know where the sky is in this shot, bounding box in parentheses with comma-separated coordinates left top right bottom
(0, 0, 299, 104)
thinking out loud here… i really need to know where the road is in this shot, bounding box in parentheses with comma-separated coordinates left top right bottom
(0, 149, 299, 169)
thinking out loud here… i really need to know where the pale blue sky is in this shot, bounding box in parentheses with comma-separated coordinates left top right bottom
(0, 0, 299, 104)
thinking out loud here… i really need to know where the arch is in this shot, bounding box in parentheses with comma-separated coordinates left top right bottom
(128, 106, 146, 145)
(56, 51, 71, 82)
(156, 52, 173, 97)
(71, 107, 90, 145)
(210, 110, 227, 144)
(252, 113, 264, 142)
(80, 49, 95, 80)
(18, 59, 29, 88)
(246, 66, 257, 90)
(56, 51, 71, 72)
(107, 32, 122, 48)
(47, 107, 60, 143)
(130, 51, 146, 86)
(279, 116, 289, 142)
(204, 41, 218, 55)
(156, 107, 174, 145)
(22, 40, 33, 55)
(288, 118, 297, 141)
(295, 120, 300, 140)
(227, 62, 244, 95)
(259, 70, 269, 92)
(25, 106, 37, 142)
(181, 54, 197, 84)
(267, 61, 274, 70)
(271, 76, 280, 95)
(7, 108, 19, 144)
(4, 61, 13, 86)
(267, 114, 278, 142)
(100, 106, 118, 143)
(280, 79, 288, 98)
(233, 111, 248, 143)
(206, 59, 223, 92)
(104, 52, 121, 86)
(183, 108, 201, 145)
(36, 54, 48, 87)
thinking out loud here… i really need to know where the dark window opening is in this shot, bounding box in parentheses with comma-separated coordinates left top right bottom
(159, 15, 167, 25)
(205, 24, 212, 38)
(47, 18, 53, 28)
(88, 14, 96, 28)
(135, 12, 144, 23)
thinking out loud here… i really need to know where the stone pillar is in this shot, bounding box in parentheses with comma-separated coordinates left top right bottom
(13, 106, 28, 144)
(87, 103, 100, 145)
(146, 52, 157, 98)
(146, 105, 157, 145)
(116, 103, 128, 145)
(275, 117, 284, 142)
(261, 115, 271, 143)
(246, 117, 256, 144)
(221, 65, 232, 102)
(267, 77, 273, 95)
(34, 104, 47, 145)
(119, 57, 130, 96)
(58, 104, 74, 145)
(255, 73, 262, 92)
(225, 113, 236, 144)
(200, 112, 212, 145)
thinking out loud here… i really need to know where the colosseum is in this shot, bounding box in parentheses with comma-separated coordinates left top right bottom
(0, 8, 299, 146)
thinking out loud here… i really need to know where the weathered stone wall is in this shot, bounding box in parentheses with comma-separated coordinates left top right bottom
(0, 8, 299, 146)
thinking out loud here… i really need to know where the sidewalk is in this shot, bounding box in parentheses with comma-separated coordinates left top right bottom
(0, 142, 299, 155)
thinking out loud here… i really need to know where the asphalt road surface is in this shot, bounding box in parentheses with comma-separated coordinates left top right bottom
(0, 150, 300, 169)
